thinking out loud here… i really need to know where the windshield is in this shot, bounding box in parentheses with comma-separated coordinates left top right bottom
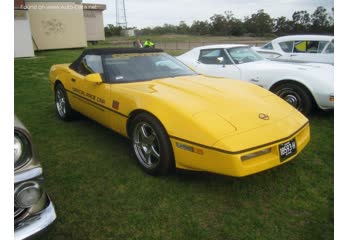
(227, 47, 264, 64)
(103, 53, 197, 83)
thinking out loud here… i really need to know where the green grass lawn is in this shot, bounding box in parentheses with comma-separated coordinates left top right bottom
(15, 49, 333, 240)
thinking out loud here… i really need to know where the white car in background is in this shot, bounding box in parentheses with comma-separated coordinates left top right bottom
(252, 35, 334, 65)
(177, 44, 334, 115)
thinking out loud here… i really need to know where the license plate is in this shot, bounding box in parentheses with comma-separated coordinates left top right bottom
(279, 138, 297, 161)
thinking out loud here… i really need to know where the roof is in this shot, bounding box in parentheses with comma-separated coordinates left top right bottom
(83, 3, 106, 11)
(70, 48, 164, 70)
(272, 35, 334, 42)
(80, 48, 163, 55)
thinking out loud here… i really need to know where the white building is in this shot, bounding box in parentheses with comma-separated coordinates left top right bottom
(14, 1, 35, 58)
(83, 3, 106, 42)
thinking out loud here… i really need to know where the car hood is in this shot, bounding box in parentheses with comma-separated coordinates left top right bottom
(117, 75, 307, 148)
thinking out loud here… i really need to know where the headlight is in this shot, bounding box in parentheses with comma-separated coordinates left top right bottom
(14, 131, 31, 169)
(15, 181, 43, 208)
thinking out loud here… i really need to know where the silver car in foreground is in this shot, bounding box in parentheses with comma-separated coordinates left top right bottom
(14, 115, 56, 239)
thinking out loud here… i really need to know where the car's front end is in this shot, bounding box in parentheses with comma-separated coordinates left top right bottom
(14, 116, 56, 240)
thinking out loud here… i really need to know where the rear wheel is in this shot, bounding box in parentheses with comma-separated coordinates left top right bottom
(130, 113, 174, 175)
(272, 83, 312, 115)
(55, 83, 75, 121)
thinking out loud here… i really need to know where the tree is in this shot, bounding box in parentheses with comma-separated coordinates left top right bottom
(177, 21, 190, 34)
(244, 9, 273, 37)
(224, 11, 245, 36)
(190, 20, 211, 35)
(104, 24, 122, 37)
(209, 13, 228, 35)
(292, 10, 311, 33)
(311, 6, 331, 33)
(273, 16, 294, 35)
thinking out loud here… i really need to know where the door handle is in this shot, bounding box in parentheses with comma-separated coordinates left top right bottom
(290, 54, 297, 57)
(71, 78, 76, 82)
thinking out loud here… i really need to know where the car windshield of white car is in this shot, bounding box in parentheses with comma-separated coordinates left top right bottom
(227, 47, 264, 64)
(103, 53, 197, 83)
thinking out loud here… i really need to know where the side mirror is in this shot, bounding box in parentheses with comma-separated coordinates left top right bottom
(217, 57, 224, 64)
(85, 73, 102, 84)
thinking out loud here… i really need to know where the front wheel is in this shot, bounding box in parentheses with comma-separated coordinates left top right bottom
(55, 83, 75, 121)
(130, 113, 174, 175)
(272, 83, 312, 115)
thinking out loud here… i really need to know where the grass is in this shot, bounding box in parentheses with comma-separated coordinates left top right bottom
(15, 47, 333, 240)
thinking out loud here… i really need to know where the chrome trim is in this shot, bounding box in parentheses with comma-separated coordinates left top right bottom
(15, 201, 56, 240)
(15, 167, 42, 184)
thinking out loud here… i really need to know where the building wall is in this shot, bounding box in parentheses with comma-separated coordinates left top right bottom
(14, 10, 35, 58)
(27, 2, 87, 50)
(84, 10, 105, 41)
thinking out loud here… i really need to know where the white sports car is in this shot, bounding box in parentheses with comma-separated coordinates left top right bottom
(252, 35, 334, 65)
(177, 44, 334, 115)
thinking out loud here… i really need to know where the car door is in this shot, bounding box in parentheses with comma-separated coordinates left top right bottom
(194, 48, 241, 79)
(69, 54, 111, 128)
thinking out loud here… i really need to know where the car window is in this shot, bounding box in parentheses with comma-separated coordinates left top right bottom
(293, 41, 328, 53)
(198, 49, 232, 65)
(103, 53, 196, 83)
(227, 47, 264, 64)
(325, 40, 334, 53)
(78, 55, 104, 76)
(261, 42, 273, 50)
(318, 41, 329, 53)
(279, 41, 294, 53)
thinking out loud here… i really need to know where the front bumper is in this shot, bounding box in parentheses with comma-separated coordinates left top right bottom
(172, 123, 310, 177)
(15, 201, 56, 240)
(15, 167, 57, 240)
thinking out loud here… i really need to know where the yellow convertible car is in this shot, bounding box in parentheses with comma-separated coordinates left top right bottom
(49, 48, 310, 177)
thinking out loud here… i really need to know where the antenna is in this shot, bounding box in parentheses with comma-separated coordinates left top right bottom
(115, 0, 127, 29)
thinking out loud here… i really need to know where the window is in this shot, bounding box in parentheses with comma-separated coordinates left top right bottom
(318, 41, 329, 53)
(261, 42, 273, 50)
(325, 40, 334, 53)
(78, 55, 103, 76)
(227, 47, 264, 64)
(279, 41, 294, 53)
(103, 53, 196, 83)
(293, 41, 329, 53)
(198, 49, 232, 65)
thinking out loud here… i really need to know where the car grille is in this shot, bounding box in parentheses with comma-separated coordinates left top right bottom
(14, 206, 25, 219)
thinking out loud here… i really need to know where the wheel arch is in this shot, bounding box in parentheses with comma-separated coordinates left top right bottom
(54, 80, 64, 90)
(269, 79, 317, 107)
(126, 109, 169, 139)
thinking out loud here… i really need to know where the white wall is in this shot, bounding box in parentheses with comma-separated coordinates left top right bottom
(27, 2, 87, 50)
(14, 10, 35, 58)
(84, 10, 105, 41)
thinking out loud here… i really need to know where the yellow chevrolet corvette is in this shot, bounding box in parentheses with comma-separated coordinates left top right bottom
(49, 48, 310, 177)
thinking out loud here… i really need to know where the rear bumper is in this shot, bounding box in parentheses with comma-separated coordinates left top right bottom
(172, 123, 310, 177)
(15, 201, 56, 240)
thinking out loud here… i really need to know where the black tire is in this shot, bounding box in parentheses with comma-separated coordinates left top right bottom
(130, 113, 174, 176)
(55, 83, 75, 121)
(272, 83, 312, 115)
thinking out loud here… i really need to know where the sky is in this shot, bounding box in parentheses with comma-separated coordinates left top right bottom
(83, 0, 334, 28)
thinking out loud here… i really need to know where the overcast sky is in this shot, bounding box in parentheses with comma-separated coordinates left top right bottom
(83, 0, 334, 28)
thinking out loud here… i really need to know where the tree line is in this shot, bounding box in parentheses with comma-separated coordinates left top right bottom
(105, 6, 333, 37)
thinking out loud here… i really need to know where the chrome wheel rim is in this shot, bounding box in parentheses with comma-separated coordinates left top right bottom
(133, 122, 160, 169)
(56, 89, 66, 117)
(276, 88, 302, 111)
